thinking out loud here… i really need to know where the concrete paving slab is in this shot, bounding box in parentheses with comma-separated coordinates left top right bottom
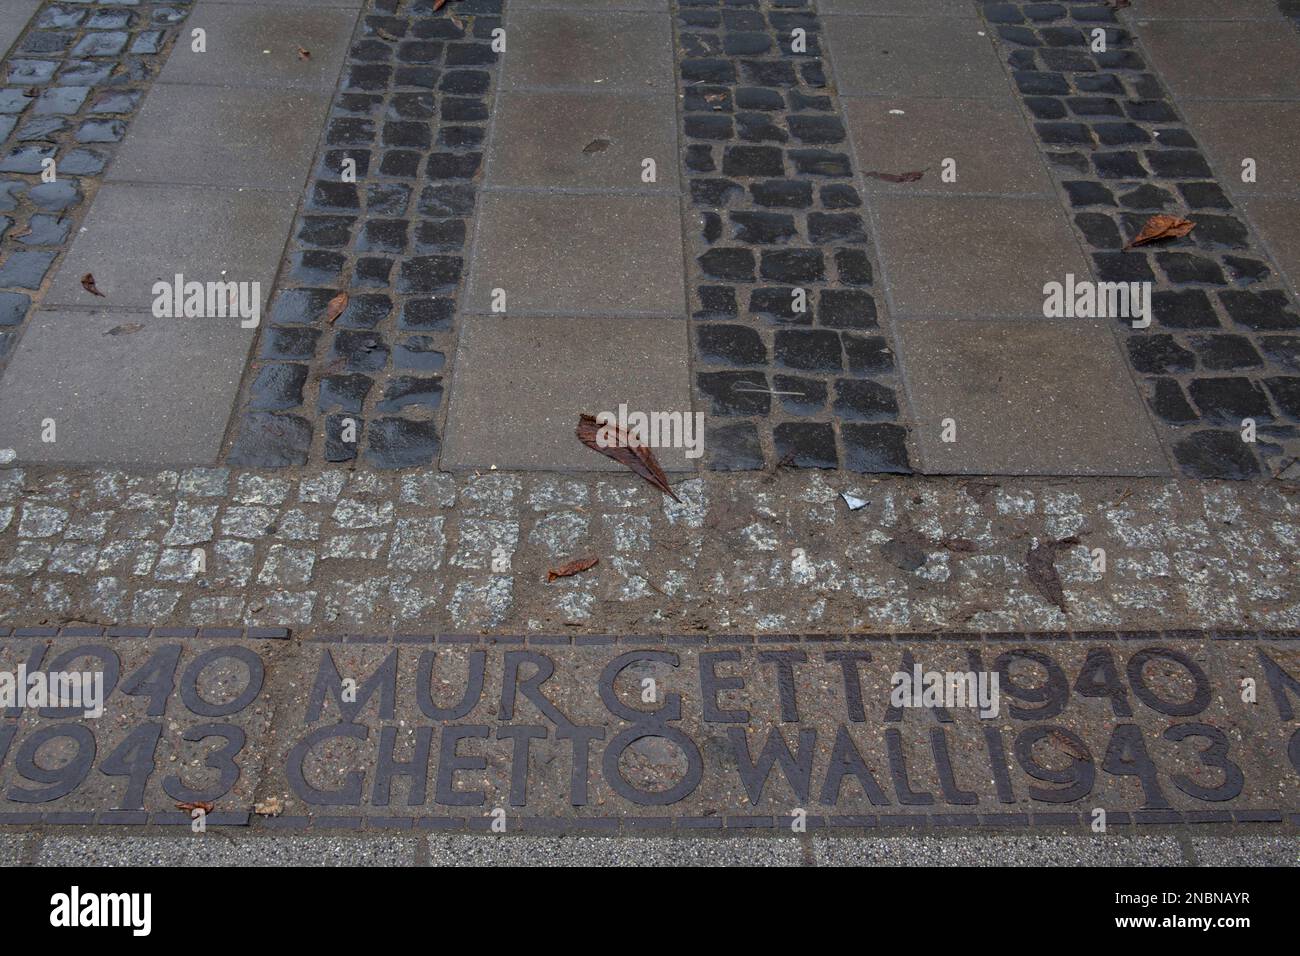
(159, 3, 357, 91)
(844, 97, 1054, 196)
(107, 85, 331, 189)
(897, 318, 1169, 476)
(823, 17, 1008, 98)
(428, 835, 803, 866)
(442, 314, 693, 471)
(1242, 198, 1300, 295)
(872, 196, 1091, 319)
(487, 91, 678, 191)
(1130, 0, 1282, 18)
(1140, 21, 1300, 100)
(819, 0, 975, 15)
(502, 11, 674, 94)
(467, 193, 686, 316)
(0, 308, 254, 465)
(38, 836, 418, 867)
(0, 0, 39, 59)
(1181, 100, 1300, 199)
(1191, 837, 1300, 866)
(44, 183, 297, 312)
(814, 836, 1185, 867)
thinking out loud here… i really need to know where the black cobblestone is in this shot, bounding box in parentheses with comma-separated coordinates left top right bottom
(227, 0, 501, 469)
(984, 0, 1300, 479)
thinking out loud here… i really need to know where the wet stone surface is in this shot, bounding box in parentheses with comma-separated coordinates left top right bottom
(225, 0, 501, 470)
(677, 0, 912, 473)
(2, 627, 1298, 832)
(983, 0, 1300, 480)
(0, 0, 194, 368)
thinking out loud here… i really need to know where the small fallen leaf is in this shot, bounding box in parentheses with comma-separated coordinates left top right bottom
(175, 800, 215, 815)
(105, 323, 144, 336)
(576, 413, 680, 502)
(1123, 214, 1195, 251)
(582, 138, 611, 154)
(435, 0, 449, 9)
(1026, 535, 1081, 614)
(865, 169, 926, 183)
(324, 290, 349, 324)
(253, 796, 283, 817)
(296, 46, 311, 60)
(80, 273, 105, 297)
(547, 556, 599, 582)
(1048, 731, 1091, 761)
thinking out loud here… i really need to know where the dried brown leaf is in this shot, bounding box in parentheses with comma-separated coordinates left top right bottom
(105, 323, 144, 336)
(865, 169, 926, 183)
(1123, 214, 1195, 251)
(324, 290, 349, 324)
(80, 273, 105, 297)
(435, 0, 449, 9)
(547, 556, 599, 582)
(296, 46, 311, 60)
(1048, 730, 1091, 761)
(576, 413, 681, 502)
(1025, 536, 1081, 614)
(175, 800, 215, 815)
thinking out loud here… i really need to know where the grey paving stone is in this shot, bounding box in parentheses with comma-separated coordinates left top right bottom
(0, 309, 254, 465)
(823, 16, 1008, 98)
(442, 314, 693, 471)
(1191, 837, 1300, 866)
(1140, 21, 1300, 100)
(897, 318, 1169, 476)
(510, 0, 668, 8)
(1181, 101, 1300, 199)
(0, 1, 40, 59)
(467, 193, 685, 315)
(502, 11, 674, 93)
(819, 0, 975, 14)
(814, 836, 1185, 867)
(872, 196, 1090, 318)
(44, 184, 297, 311)
(844, 97, 1053, 196)
(1131, 0, 1282, 18)
(487, 91, 678, 190)
(107, 85, 331, 189)
(428, 836, 803, 867)
(1242, 198, 1300, 295)
(37, 836, 418, 867)
(159, 3, 357, 90)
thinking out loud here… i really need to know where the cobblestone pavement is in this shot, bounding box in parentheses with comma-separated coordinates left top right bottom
(0, 0, 194, 370)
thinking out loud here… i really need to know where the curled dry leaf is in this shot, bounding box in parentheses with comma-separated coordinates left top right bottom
(253, 796, 284, 817)
(1123, 214, 1195, 251)
(105, 323, 144, 336)
(1025, 535, 1081, 614)
(435, 0, 449, 9)
(80, 273, 105, 297)
(547, 556, 599, 582)
(296, 46, 311, 60)
(324, 290, 349, 324)
(1048, 730, 1091, 762)
(176, 800, 215, 815)
(865, 169, 926, 183)
(576, 413, 681, 502)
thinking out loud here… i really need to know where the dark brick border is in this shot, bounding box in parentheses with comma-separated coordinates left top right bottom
(980, 0, 1300, 480)
(0, 623, 289, 639)
(674, 0, 912, 474)
(0, 0, 194, 370)
(224, 0, 502, 469)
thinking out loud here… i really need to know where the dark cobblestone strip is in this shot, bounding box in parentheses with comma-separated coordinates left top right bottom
(0, 0, 193, 370)
(0, 623, 289, 639)
(980, 0, 1300, 480)
(673, 0, 913, 474)
(224, 0, 501, 470)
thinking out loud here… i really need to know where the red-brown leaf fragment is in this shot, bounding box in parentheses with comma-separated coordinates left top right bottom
(324, 290, 349, 324)
(576, 413, 681, 502)
(80, 273, 105, 297)
(1123, 214, 1195, 251)
(547, 556, 599, 582)
(175, 800, 215, 815)
(296, 46, 311, 60)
